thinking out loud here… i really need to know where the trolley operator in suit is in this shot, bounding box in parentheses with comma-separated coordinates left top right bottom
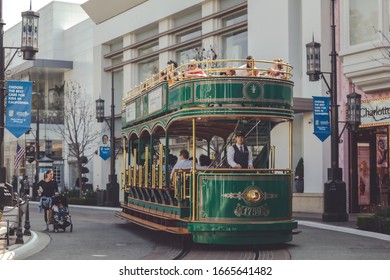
(227, 131, 254, 169)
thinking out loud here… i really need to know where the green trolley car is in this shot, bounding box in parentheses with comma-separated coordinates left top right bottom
(117, 58, 298, 244)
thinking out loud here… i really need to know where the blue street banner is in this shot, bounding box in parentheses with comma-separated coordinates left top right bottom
(313, 96, 331, 142)
(5, 80, 33, 139)
(99, 132, 111, 160)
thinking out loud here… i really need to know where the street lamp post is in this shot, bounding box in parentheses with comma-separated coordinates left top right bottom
(0, 0, 39, 202)
(35, 92, 41, 184)
(306, 0, 350, 222)
(95, 71, 118, 207)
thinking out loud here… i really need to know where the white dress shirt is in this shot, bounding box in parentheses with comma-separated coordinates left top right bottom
(227, 144, 253, 168)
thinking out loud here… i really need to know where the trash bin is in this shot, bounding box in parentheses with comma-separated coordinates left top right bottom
(97, 189, 106, 206)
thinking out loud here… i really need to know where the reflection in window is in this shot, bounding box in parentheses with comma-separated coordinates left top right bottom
(138, 42, 159, 56)
(174, 8, 201, 28)
(138, 59, 159, 84)
(222, 10, 247, 27)
(219, 0, 246, 11)
(176, 28, 202, 43)
(110, 40, 123, 52)
(222, 31, 247, 63)
(135, 24, 158, 42)
(349, 0, 379, 45)
(177, 46, 202, 65)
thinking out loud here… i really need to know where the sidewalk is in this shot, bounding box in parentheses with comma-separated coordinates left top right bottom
(0, 232, 34, 260)
(293, 211, 360, 228)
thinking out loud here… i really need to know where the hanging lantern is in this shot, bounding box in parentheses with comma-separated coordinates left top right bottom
(96, 98, 105, 123)
(346, 91, 362, 131)
(21, 9, 40, 60)
(306, 37, 321, 81)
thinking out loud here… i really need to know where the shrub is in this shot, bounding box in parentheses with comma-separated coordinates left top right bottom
(357, 206, 390, 235)
(62, 189, 97, 206)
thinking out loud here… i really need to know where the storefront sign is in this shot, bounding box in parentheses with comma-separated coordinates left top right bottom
(361, 98, 390, 127)
(313, 96, 330, 142)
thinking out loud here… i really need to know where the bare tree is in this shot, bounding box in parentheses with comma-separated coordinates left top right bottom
(57, 81, 98, 198)
(372, 27, 390, 65)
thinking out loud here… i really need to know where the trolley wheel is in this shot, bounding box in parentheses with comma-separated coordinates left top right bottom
(70, 224, 73, 232)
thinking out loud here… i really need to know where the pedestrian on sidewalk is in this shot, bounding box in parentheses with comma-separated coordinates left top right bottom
(37, 170, 58, 231)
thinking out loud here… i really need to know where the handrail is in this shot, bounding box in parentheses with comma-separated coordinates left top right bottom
(124, 58, 293, 102)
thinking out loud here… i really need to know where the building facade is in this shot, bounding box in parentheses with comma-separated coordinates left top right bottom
(7, 0, 384, 214)
(339, 0, 390, 212)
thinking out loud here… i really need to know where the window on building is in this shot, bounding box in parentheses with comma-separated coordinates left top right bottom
(222, 30, 247, 61)
(138, 41, 159, 56)
(138, 59, 159, 84)
(135, 24, 158, 43)
(176, 45, 202, 65)
(113, 69, 123, 116)
(219, 0, 246, 11)
(349, 0, 380, 45)
(222, 9, 247, 27)
(176, 27, 202, 43)
(173, 8, 202, 28)
(50, 140, 63, 158)
(110, 40, 123, 52)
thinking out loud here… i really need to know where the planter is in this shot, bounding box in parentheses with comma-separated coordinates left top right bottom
(357, 215, 390, 234)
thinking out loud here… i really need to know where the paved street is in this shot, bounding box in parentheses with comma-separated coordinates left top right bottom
(2, 202, 390, 260)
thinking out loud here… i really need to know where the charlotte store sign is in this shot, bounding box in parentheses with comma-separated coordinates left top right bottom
(360, 98, 390, 128)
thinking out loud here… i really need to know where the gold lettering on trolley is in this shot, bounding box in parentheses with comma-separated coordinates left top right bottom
(234, 203, 270, 217)
(222, 186, 277, 206)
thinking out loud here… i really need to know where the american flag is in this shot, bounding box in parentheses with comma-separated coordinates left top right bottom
(14, 143, 26, 169)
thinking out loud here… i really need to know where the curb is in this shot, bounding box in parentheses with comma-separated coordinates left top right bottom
(297, 220, 390, 241)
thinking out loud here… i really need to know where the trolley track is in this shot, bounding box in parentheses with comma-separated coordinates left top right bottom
(142, 235, 291, 260)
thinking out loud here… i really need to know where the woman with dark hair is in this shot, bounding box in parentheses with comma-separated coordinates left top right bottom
(160, 60, 180, 83)
(236, 55, 259, 77)
(37, 169, 59, 231)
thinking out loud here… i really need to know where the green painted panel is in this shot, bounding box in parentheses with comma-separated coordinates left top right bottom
(168, 84, 193, 107)
(122, 78, 294, 130)
(263, 83, 292, 103)
(195, 81, 244, 101)
(127, 197, 190, 218)
(198, 174, 291, 220)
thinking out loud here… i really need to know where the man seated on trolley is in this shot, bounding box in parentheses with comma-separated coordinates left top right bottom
(170, 149, 193, 180)
(227, 131, 254, 169)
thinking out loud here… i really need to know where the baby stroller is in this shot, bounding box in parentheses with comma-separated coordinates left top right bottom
(50, 194, 73, 233)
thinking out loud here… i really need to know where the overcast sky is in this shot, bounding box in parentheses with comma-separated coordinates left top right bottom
(3, 0, 87, 31)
